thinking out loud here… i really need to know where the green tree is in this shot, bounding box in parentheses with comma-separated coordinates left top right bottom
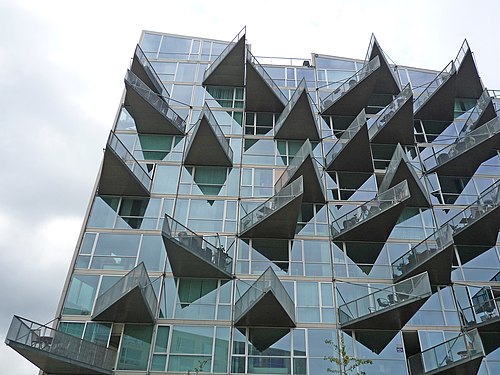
(324, 336, 372, 374)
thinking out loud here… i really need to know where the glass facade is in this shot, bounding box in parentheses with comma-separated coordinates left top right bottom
(6, 29, 500, 375)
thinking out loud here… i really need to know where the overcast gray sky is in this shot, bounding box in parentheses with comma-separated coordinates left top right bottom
(1, 0, 499, 373)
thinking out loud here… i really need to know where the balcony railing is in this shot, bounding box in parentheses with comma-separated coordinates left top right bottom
(134, 44, 170, 98)
(125, 69, 186, 133)
(325, 110, 366, 168)
(423, 116, 500, 172)
(369, 84, 412, 139)
(92, 262, 157, 322)
(107, 132, 152, 191)
(240, 176, 304, 235)
(408, 329, 484, 375)
(203, 26, 244, 83)
(5, 315, 116, 374)
(413, 61, 456, 113)
(459, 89, 493, 136)
(392, 225, 454, 280)
(234, 267, 295, 325)
(246, 49, 290, 106)
(338, 272, 431, 326)
(364, 34, 401, 90)
(331, 180, 410, 237)
(460, 293, 500, 328)
(454, 40, 470, 70)
(162, 214, 233, 276)
(320, 56, 380, 113)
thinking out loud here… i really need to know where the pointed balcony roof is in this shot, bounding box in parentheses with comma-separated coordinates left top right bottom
(379, 144, 431, 208)
(203, 27, 246, 87)
(161, 214, 233, 279)
(458, 89, 497, 135)
(245, 50, 287, 112)
(124, 70, 186, 135)
(98, 132, 152, 197)
(234, 267, 296, 328)
(365, 34, 401, 95)
(423, 116, 500, 177)
(407, 329, 484, 375)
(330, 180, 410, 242)
(392, 225, 455, 285)
(183, 104, 233, 167)
(274, 79, 320, 141)
(454, 40, 484, 99)
(91, 262, 157, 323)
(369, 84, 414, 145)
(413, 61, 457, 122)
(320, 55, 381, 116)
(131, 44, 169, 97)
(444, 179, 500, 248)
(5, 315, 116, 375)
(325, 110, 373, 173)
(274, 140, 325, 203)
(239, 176, 303, 239)
(338, 272, 431, 331)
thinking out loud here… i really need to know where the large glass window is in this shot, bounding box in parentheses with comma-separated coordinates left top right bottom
(62, 275, 99, 315)
(117, 325, 154, 370)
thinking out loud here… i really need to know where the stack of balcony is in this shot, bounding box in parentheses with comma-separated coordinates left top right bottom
(5, 315, 116, 375)
(183, 104, 233, 167)
(98, 132, 152, 196)
(91, 262, 157, 323)
(161, 214, 233, 279)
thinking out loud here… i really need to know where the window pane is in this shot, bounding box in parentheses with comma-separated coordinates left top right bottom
(117, 325, 153, 370)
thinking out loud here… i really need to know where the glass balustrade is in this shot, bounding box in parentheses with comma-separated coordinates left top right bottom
(274, 79, 313, 134)
(125, 69, 186, 133)
(423, 116, 500, 172)
(331, 180, 410, 237)
(338, 272, 431, 326)
(454, 40, 470, 70)
(134, 44, 170, 98)
(413, 61, 455, 113)
(460, 293, 500, 328)
(408, 330, 483, 374)
(459, 89, 492, 135)
(6, 315, 116, 374)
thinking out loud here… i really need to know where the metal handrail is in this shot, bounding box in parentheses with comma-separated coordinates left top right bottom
(413, 60, 455, 112)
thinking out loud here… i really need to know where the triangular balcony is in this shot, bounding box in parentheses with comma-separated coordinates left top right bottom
(365, 34, 401, 95)
(246, 50, 287, 112)
(458, 89, 496, 135)
(368, 84, 414, 145)
(98, 132, 152, 196)
(5, 315, 116, 375)
(413, 61, 457, 122)
(131, 44, 169, 97)
(274, 140, 325, 203)
(454, 40, 484, 99)
(325, 110, 373, 173)
(320, 56, 381, 116)
(392, 225, 454, 285)
(407, 329, 484, 375)
(338, 272, 431, 330)
(234, 267, 296, 328)
(203, 27, 246, 87)
(460, 287, 500, 334)
(91, 262, 157, 323)
(183, 104, 233, 167)
(330, 180, 410, 242)
(423, 116, 500, 177)
(379, 144, 431, 208)
(444, 179, 500, 248)
(239, 176, 303, 239)
(161, 214, 233, 279)
(124, 69, 186, 135)
(274, 79, 320, 141)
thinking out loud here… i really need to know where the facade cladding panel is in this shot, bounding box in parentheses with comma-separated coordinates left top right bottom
(6, 29, 500, 374)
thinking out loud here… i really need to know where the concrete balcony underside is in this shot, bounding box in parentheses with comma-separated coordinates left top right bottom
(202, 35, 245, 87)
(245, 328, 290, 353)
(368, 41, 400, 95)
(235, 291, 296, 327)
(274, 89, 320, 141)
(414, 74, 457, 122)
(130, 46, 165, 96)
(245, 60, 286, 113)
(456, 49, 483, 100)
(423, 357, 483, 375)
(6, 341, 113, 375)
(124, 82, 184, 136)
(321, 69, 380, 116)
(279, 156, 325, 204)
(326, 123, 373, 173)
(470, 100, 497, 131)
(183, 116, 233, 167)
(349, 330, 400, 355)
(370, 97, 414, 145)
(98, 147, 150, 197)
(478, 332, 500, 356)
(452, 205, 500, 248)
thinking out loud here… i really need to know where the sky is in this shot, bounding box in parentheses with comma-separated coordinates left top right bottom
(1, 0, 499, 373)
